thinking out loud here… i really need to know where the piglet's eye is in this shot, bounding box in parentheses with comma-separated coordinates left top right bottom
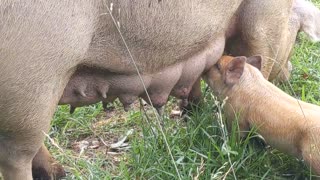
(215, 63, 221, 70)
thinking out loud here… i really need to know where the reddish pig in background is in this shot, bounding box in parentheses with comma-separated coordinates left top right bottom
(186, 0, 320, 111)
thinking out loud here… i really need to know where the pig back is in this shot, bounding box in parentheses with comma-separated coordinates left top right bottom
(86, 0, 243, 73)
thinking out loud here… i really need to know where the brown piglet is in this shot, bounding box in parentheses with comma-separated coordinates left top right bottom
(204, 55, 320, 176)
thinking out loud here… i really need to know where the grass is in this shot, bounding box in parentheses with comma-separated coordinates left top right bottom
(45, 31, 320, 180)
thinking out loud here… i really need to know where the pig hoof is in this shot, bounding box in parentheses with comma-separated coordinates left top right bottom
(70, 105, 76, 114)
(179, 99, 195, 116)
(155, 106, 165, 117)
(32, 162, 66, 180)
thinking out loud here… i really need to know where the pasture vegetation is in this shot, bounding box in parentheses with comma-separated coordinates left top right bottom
(47, 34, 320, 179)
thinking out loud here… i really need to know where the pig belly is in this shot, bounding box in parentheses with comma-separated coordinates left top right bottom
(59, 37, 225, 109)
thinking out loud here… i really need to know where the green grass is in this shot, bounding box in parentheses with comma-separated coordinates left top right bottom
(46, 32, 320, 180)
(279, 34, 320, 106)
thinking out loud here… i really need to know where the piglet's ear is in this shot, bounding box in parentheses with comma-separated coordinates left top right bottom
(225, 56, 246, 86)
(247, 55, 262, 71)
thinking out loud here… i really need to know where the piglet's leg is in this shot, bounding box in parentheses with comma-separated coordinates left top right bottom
(301, 133, 320, 176)
(180, 77, 202, 115)
(32, 144, 66, 180)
